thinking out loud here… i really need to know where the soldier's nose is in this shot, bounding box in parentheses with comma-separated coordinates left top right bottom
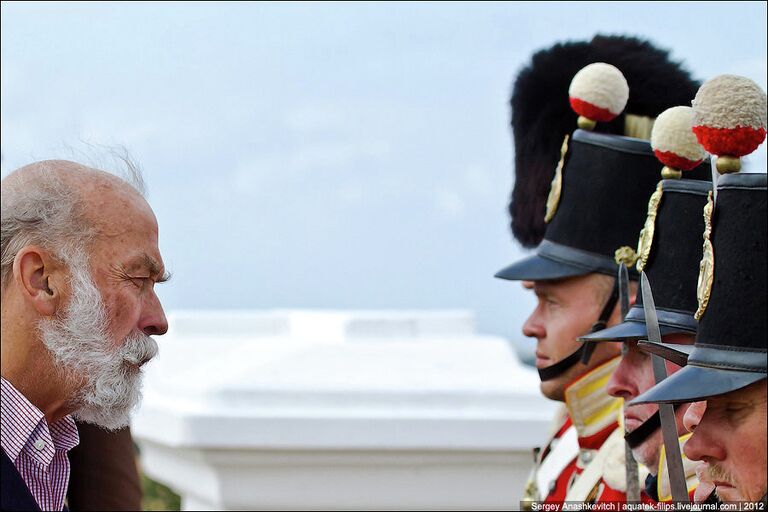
(683, 401, 706, 433)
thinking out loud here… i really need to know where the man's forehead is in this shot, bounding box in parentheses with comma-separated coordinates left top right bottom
(662, 332, 696, 345)
(532, 279, 559, 291)
(726, 380, 768, 402)
(532, 276, 578, 292)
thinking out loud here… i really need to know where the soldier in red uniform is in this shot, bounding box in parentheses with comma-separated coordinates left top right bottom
(496, 35, 703, 508)
(632, 75, 767, 506)
(580, 105, 713, 504)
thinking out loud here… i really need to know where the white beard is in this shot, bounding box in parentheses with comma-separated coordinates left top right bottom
(38, 251, 158, 430)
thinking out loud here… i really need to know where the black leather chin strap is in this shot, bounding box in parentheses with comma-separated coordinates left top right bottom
(581, 277, 620, 364)
(704, 490, 722, 505)
(537, 277, 620, 381)
(537, 345, 587, 381)
(624, 404, 684, 449)
(625, 411, 661, 448)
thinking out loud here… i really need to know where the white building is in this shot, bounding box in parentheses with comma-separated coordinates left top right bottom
(132, 310, 558, 511)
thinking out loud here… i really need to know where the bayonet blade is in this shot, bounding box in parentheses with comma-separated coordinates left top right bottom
(641, 272, 690, 503)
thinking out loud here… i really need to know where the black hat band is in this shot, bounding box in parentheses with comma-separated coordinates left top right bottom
(623, 305, 698, 333)
(688, 344, 768, 373)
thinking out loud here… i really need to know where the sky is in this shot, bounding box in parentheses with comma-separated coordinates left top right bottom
(2, 1, 766, 358)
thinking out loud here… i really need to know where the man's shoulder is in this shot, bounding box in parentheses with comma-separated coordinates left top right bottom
(1, 448, 42, 512)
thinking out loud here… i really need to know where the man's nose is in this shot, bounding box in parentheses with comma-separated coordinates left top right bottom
(682, 401, 727, 463)
(522, 310, 544, 339)
(606, 355, 636, 399)
(140, 291, 169, 336)
(683, 400, 706, 433)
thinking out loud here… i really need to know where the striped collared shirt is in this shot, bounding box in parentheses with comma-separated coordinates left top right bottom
(1, 376, 80, 511)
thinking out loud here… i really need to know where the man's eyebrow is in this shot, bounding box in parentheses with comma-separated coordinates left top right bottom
(156, 270, 172, 284)
(139, 254, 171, 283)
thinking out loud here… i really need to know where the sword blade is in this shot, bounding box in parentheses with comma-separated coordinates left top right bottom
(641, 272, 690, 503)
(619, 263, 631, 319)
(620, 263, 640, 501)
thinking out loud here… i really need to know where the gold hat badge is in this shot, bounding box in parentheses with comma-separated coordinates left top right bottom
(635, 106, 707, 272)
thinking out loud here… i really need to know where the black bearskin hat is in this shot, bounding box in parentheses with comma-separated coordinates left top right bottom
(509, 34, 700, 247)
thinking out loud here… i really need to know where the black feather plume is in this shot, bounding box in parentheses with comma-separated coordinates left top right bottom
(509, 34, 699, 247)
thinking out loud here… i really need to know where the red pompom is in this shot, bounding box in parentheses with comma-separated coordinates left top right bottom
(569, 97, 618, 122)
(692, 125, 767, 157)
(652, 150, 704, 171)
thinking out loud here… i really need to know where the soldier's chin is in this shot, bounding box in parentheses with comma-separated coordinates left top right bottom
(539, 378, 566, 402)
(714, 484, 741, 502)
(629, 443, 659, 473)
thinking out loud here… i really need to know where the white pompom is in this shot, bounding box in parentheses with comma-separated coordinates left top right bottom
(569, 63, 629, 117)
(693, 74, 767, 130)
(651, 106, 707, 162)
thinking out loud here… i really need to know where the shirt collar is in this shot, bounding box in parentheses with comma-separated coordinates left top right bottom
(1, 376, 46, 462)
(1, 376, 79, 462)
(50, 415, 79, 452)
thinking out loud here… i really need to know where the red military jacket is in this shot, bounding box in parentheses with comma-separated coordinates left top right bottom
(523, 357, 701, 509)
(522, 357, 624, 507)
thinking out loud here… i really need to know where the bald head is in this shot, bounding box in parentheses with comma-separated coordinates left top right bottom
(1, 159, 148, 287)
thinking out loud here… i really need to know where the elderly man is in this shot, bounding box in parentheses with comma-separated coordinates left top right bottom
(496, 36, 705, 505)
(1, 160, 169, 511)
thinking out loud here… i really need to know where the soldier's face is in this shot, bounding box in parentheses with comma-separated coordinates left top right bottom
(606, 338, 692, 474)
(522, 274, 621, 401)
(683, 380, 768, 502)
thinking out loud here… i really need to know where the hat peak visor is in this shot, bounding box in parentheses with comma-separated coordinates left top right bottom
(578, 320, 693, 343)
(630, 363, 766, 405)
(495, 240, 622, 282)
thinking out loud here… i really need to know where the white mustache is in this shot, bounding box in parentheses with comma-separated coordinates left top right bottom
(120, 333, 158, 367)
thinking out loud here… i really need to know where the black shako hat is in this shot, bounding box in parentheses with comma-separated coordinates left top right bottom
(509, 35, 701, 248)
(581, 104, 712, 342)
(580, 179, 711, 341)
(495, 130, 711, 283)
(499, 130, 654, 281)
(632, 172, 767, 405)
(633, 74, 767, 404)
(497, 58, 711, 284)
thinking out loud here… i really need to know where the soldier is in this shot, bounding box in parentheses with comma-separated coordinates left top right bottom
(579, 105, 711, 503)
(631, 75, 767, 504)
(497, 36, 707, 506)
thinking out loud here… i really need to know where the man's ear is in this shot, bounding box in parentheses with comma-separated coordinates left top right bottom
(13, 246, 65, 317)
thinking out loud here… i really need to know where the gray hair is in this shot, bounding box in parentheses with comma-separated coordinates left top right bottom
(0, 155, 145, 288)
